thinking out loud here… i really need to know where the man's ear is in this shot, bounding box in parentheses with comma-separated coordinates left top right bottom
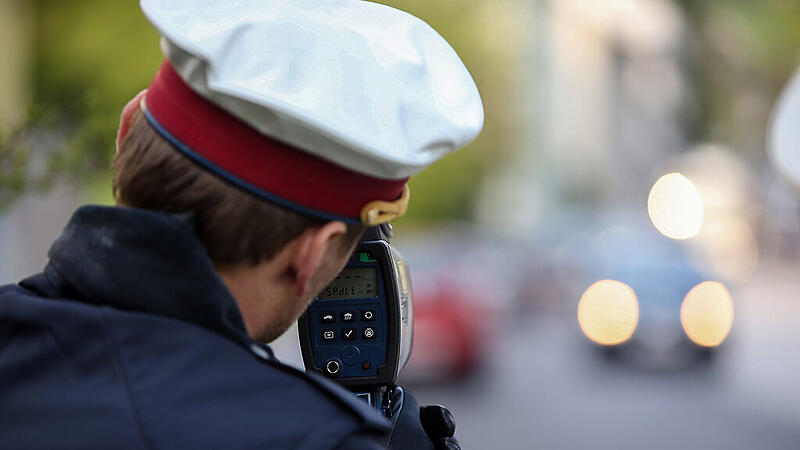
(116, 89, 148, 153)
(291, 221, 348, 297)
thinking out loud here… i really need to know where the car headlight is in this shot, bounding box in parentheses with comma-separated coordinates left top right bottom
(680, 281, 734, 347)
(578, 280, 639, 346)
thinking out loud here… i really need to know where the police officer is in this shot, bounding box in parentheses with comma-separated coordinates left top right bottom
(0, 0, 484, 449)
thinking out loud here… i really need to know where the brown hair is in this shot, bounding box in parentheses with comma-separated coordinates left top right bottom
(112, 109, 364, 266)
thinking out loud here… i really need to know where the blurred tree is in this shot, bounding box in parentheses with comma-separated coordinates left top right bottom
(1, 0, 163, 208)
(677, 0, 800, 159)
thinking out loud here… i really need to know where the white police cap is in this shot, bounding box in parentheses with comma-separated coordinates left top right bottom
(139, 0, 484, 181)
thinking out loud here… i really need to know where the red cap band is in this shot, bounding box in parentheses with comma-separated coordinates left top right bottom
(143, 61, 407, 222)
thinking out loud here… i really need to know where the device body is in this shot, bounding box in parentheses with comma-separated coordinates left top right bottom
(298, 225, 413, 414)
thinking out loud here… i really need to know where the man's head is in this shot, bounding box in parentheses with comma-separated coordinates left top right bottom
(127, 0, 484, 342)
(113, 107, 364, 341)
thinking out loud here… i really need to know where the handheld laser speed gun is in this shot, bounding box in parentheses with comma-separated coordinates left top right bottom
(298, 223, 413, 416)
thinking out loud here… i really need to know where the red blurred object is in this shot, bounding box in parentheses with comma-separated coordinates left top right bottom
(403, 280, 494, 381)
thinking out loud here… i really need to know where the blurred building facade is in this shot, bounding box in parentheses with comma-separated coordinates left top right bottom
(477, 0, 688, 240)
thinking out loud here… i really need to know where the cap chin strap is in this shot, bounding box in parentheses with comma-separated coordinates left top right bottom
(360, 185, 410, 226)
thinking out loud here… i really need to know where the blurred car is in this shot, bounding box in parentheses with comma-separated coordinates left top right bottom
(403, 280, 493, 381)
(394, 225, 521, 383)
(577, 223, 734, 370)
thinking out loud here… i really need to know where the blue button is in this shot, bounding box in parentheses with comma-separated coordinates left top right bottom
(340, 345, 361, 365)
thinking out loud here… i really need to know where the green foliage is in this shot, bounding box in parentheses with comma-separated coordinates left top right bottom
(678, 0, 800, 154)
(0, 0, 162, 208)
(0, 131, 30, 207)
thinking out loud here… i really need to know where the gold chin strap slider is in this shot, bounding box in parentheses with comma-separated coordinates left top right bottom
(360, 185, 411, 226)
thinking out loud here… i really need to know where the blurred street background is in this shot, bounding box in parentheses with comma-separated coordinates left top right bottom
(3, 1, 800, 449)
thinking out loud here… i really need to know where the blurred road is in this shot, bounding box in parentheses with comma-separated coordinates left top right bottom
(405, 261, 800, 450)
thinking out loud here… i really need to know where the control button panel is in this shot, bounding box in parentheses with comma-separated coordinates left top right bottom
(315, 306, 380, 344)
(308, 300, 385, 379)
(302, 248, 390, 381)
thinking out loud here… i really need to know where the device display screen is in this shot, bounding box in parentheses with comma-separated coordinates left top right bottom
(317, 267, 378, 299)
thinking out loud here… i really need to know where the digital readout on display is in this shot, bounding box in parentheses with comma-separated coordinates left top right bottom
(317, 267, 378, 299)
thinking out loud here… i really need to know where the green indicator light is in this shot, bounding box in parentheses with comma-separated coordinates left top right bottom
(359, 252, 377, 263)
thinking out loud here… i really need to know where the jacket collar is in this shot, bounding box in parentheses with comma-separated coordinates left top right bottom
(43, 205, 252, 346)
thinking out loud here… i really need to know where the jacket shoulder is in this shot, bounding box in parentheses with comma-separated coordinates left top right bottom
(103, 308, 391, 449)
(0, 283, 390, 450)
(0, 281, 151, 449)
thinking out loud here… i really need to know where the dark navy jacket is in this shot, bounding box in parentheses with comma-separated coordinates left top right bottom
(0, 206, 391, 449)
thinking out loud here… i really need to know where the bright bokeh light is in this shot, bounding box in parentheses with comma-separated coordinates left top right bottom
(647, 172, 704, 240)
(578, 280, 639, 346)
(681, 281, 734, 347)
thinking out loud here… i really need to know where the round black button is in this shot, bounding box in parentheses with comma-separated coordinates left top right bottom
(325, 358, 342, 375)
